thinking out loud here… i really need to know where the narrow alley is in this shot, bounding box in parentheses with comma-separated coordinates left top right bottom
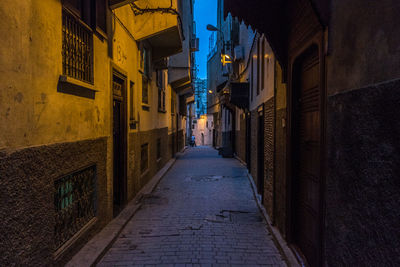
(97, 147, 286, 266)
(1, 0, 399, 266)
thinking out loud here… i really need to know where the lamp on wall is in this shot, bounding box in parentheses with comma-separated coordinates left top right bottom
(206, 24, 229, 53)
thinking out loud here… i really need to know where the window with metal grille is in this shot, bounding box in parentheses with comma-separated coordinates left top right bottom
(141, 143, 149, 173)
(54, 165, 96, 250)
(62, 8, 94, 84)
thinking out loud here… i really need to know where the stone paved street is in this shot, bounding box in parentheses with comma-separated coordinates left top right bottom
(97, 147, 287, 266)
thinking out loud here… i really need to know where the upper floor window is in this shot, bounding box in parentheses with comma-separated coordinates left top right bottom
(140, 46, 151, 78)
(157, 70, 166, 112)
(62, 8, 94, 84)
(142, 75, 149, 105)
(62, 0, 107, 85)
(140, 45, 151, 107)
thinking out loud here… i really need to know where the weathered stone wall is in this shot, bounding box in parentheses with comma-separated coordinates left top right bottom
(327, 0, 400, 96)
(324, 1, 400, 265)
(326, 78, 400, 266)
(263, 98, 274, 219)
(0, 137, 109, 266)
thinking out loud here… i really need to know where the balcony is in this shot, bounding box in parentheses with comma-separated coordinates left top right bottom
(168, 34, 192, 94)
(131, 0, 183, 60)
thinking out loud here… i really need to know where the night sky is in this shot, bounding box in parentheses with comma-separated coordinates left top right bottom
(194, 0, 217, 79)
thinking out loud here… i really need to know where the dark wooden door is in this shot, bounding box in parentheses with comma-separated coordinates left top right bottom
(113, 73, 127, 217)
(292, 46, 322, 266)
(257, 109, 264, 200)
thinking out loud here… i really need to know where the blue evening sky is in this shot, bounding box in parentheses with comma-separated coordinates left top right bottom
(194, 0, 217, 79)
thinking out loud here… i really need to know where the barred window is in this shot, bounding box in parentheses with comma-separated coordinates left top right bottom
(54, 165, 96, 250)
(62, 8, 94, 84)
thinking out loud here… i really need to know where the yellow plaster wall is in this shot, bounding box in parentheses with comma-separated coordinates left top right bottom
(0, 0, 111, 150)
(132, 0, 179, 41)
(112, 6, 174, 133)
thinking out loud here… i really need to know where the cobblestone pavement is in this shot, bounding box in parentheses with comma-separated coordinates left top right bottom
(97, 147, 287, 267)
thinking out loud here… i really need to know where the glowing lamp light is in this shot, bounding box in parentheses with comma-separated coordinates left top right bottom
(208, 90, 213, 94)
(221, 54, 232, 66)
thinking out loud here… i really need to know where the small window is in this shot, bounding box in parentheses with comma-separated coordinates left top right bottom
(141, 46, 150, 78)
(157, 70, 166, 112)
(156, 138, 161, 160)
(141, 143, 149, 174)
(95, 0, 107, 34)
(142, 76, 149, 105)
(206, 121, 209, 128)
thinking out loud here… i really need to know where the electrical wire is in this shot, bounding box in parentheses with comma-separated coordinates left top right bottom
(130, 0, 185, 40)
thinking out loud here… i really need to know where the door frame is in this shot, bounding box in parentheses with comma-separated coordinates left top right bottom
(285, 30, 327, 266)
(111, 64, 128, 217)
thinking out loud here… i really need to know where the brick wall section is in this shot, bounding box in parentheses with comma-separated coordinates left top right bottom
(249, 109, 258, 185)
(235, 113, 247, 162)
(274, 107, 287, 236)
(0, 137, 109, 266)
(263, 98, 274, 219)
(326, 79, 400, 266)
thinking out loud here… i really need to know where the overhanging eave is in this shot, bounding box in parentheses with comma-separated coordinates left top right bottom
(109, 0, 137, 9)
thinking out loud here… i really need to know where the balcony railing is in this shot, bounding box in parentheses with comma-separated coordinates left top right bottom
(54, 165, 97, 250)
(62, 9, 94, 84)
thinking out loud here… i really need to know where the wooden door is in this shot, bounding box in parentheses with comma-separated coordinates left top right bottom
(112, 73, 127, 217)
(292, 45, 322, 266)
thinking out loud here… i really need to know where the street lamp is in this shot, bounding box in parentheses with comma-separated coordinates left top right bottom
(206, 24, 226, 53)
(206, 24, 221, 32)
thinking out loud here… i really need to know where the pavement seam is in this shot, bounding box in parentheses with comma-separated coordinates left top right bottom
(237, 158, 301, 267)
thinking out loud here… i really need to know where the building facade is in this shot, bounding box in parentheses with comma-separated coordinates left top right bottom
(0, 0, 196, 265)
(213, 0, 400, 266)
(193, 77, 207, 117)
